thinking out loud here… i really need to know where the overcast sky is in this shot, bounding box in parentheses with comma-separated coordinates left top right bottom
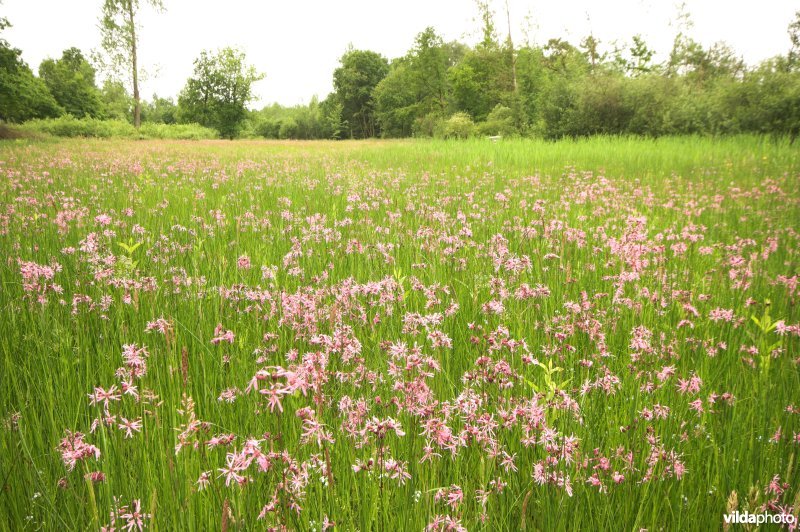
(3, 0, 798, 107)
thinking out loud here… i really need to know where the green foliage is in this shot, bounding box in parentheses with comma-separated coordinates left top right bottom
(246, 95, 342, 140)
(439, 111, 476, 139)
(580, 35, 604, 72)
(748, 301, 784, 375)
(540, 75, 579, 139)
(332, 48, 389, 138)
(141, 94, 177, 124)
(320, 96, 345, 140)
(477, 104, 517, 136)
(621, 76, 675, 135)
(0, 21, 62, 122)
(278, 117, 298, 139)
(475, 0, 498, 49)
(100, 80, 133, 122)
(177, 47, 263, 139)
(18, 116, 217, 139)
(627, 35, 656, 76)
(138, 121, 218, 139)
(572, 74, 634, 136)
(19, 116, 137, 137)
(526, 359, 571, 402)
(374, 62, 417, 137)
(115, 238, 142, 277)
(39, 48, 104, 119)
(374, 29, 464, 138)
(412, 112, 444, 138)
(668, 36, 744, 84)
(789, 11, 800, 66)
(449, 46, 513, 121)
(729, 60, 800, 140)
(408, 27, 451, 115)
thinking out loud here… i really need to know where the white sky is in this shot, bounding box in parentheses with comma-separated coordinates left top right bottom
(3, 0, 798, 108)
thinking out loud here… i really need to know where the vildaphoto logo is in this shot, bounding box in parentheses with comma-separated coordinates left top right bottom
(723, 511, 797, 525)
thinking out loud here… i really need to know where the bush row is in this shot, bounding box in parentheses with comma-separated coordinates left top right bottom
(16, 116, 219, 140)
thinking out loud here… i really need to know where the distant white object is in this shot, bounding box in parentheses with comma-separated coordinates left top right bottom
(488, 135, 502, 142)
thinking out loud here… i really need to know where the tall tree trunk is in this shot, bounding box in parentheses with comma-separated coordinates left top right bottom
(127, 0, 141, 129)
(505, 0, 518, 94)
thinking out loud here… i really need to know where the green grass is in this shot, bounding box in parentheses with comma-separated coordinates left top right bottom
(0, 136, 798, 531)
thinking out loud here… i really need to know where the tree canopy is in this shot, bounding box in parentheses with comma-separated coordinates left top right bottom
(177, 47, 264, 139)
(0, 17, 62, 122)
(39, 48, 104, 118)
(332, 48, 389, 138)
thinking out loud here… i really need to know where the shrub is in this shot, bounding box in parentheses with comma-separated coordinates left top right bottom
(19, 115, 136, 138)
(477, 104, 517, 136)
(249, 118, 280, 139)
(138, 122, 218, 140)
(440, 112, 476, 139)
(18, 116, 218, 139)
(412, 112, 444, 138)
(0, 122, 37, 139)
(278, 118, 299, 139)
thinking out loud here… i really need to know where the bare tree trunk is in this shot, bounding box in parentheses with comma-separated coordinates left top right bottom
(506, 0, 518, 94)
(127, 0, 141, 129)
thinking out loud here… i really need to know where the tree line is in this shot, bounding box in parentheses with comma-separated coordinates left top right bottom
(261, 5, 800, 142)
(2, 1, 799, 141)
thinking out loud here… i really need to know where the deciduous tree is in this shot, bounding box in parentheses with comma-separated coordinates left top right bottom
(0, 16, 62, 122)
(177, 47, 263, 139)
(332, 48, 389, 138)
(39, 48, 103, 118)
(98, 0, 164, 128)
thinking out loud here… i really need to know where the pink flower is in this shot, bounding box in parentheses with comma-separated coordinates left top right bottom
(145, 317, 173, 335)
(118, 418, 143, 438)
(426, 515, 467, 531)
(196, 471, 211, 490)
(218, 388, 239, 403)
(211, 324, 235, 345)
(709, 308, 735, 322)
(237, 254, 251, 269)
(121, 344, 149, 378)
(59, 431, 101, 471)
(84, 471, 106, 483)
(207, 434, 236, 448)
(259, 384, 288, 412)
(217, 451, 251, 486)
(672, 459, 687, 480)
(94, 214, 112, 226)
(88, 386, 121, 409)
(435, 485, 464, 510)
(119, 499, 150, 532)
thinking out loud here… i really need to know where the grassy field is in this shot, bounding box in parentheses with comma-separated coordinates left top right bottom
(0, 136, 798, 531)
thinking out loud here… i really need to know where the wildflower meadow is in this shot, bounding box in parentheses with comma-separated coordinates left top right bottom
(1, 136, 799, 530)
